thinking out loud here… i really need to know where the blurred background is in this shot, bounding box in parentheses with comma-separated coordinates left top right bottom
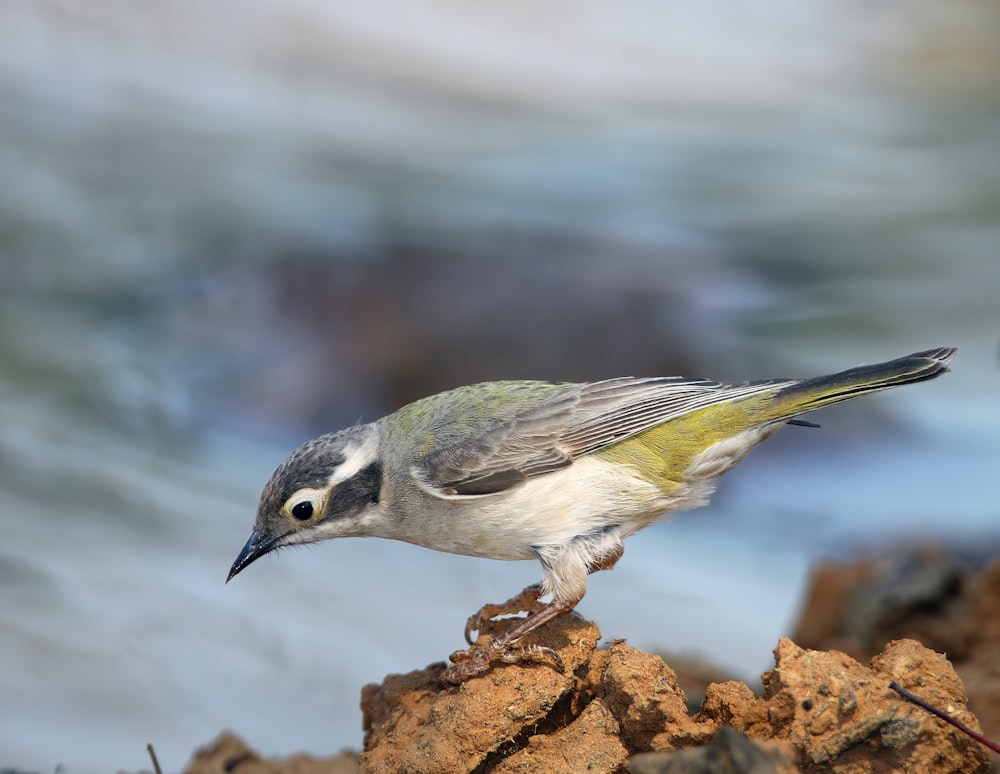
(1, 1, 998, 771)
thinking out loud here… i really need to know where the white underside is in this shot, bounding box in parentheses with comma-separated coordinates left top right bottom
(387, 455, 714, 602)
(378, 423, 782, 604)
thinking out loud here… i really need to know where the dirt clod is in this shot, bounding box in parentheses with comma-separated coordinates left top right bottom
(353, 619, 988, 773)
(176, 552, 1000, 774)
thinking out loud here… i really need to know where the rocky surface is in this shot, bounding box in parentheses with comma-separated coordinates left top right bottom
(628, 725, 800, 774)
(181, 730, 358, 774)
(179, 603, 991, 774)
(794, 549, 1000, 772)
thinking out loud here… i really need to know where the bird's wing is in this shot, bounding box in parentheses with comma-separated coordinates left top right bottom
(412, 376, 794, 498)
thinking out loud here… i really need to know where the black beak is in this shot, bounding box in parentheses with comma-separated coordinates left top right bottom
(227, 529, 282, 582)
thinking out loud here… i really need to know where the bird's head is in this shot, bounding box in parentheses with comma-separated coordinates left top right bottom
(227, 424, 383, 581)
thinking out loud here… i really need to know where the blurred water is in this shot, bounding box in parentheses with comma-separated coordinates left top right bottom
(1, 2, 999, 772)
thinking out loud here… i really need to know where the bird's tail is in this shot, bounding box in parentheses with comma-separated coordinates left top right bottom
(769, 346, 956, 419)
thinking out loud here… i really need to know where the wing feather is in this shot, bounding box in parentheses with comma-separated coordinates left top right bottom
(413, 376, 796, 498)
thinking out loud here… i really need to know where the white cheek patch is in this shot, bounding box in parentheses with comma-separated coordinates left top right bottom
(326, 433, 379, 487)
(279, 528, 321, 548)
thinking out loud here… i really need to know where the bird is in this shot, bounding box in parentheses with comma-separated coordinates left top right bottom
(228, 346, 955, 683)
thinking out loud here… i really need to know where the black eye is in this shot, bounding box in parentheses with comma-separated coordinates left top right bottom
(291, 501, 314, 520)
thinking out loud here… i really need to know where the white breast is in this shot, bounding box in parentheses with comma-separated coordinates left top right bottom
(391, 455, 710, 560)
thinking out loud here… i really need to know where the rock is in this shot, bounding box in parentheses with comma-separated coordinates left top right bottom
(596, 644, 714, 751)
(182, 730, 358, 774)
(655, 651, 749, 715)
(627, 726, 800, 774)
(957, 557, 1000, 764)
(357, 612, 987, 773)
(793, 549, 1000, 759)
(359, 613, 602, 774)
(700, 638, 988, 773)
(791, 558, 876, 661)
(490, 698, 630, 774)
(171, 561, 998, 774)
(794, 548, 975, 661)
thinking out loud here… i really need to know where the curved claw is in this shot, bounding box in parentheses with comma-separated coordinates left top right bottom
(443, 596, 576, 684)
(464, 616, 478, 646)
(443, 642, 564, 684)
(443, 646, 491, 683)
(462, 583, 546, 645)
(498, 643, 564, 672)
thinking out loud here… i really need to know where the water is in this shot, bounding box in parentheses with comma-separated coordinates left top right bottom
(1, 2, 999, 771)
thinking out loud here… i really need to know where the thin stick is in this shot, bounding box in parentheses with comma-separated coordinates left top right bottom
(889, 681, 1000, 754)
(146, 742, 164, 774)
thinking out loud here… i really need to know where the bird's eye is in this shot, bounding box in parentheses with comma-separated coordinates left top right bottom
(283, 486, 326, 521)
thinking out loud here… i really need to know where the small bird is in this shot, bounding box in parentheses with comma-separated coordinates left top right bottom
(228, 347, 955, 683)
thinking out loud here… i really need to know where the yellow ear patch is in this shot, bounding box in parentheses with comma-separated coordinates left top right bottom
(282, 487, 328, 522)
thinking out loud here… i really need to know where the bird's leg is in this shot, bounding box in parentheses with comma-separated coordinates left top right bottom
(443, 597, 575, 684)
(462, 545, 624, 644)
(464, 583, 547, 645)
(443, 544, 626, 684)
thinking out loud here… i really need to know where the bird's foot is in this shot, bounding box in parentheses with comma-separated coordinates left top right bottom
(443, 597, 575, 684)
(443, 640, 563, 684)
(463, 582, 546, 645)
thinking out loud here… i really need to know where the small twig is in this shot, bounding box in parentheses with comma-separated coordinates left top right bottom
(890, 681, 1000, 753)
(147, 742, 164, 774)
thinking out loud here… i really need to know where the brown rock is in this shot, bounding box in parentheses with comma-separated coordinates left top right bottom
(175, 569, 997, 774)
(597, 644, 714, 751)
(791, 559, 875, 661)
(356, 610, 987, 773)
(628, 725, 800, 774)
(359, 613, 601, 774)
(792, 550, 1000, 756)
(702, 638, 989, 774)
(702, 680, 766, 729)
(658, 651, 748, 714)
(955, 557, 1000, 773)
(491, 698, 630, 774)
(795, 549, 976, 660)
(182, 730, 358, 774)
